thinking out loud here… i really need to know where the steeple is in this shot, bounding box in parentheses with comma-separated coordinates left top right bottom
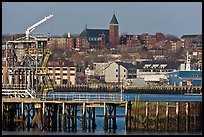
(110, 14, 119, 24)
(84, 20, 87, 30)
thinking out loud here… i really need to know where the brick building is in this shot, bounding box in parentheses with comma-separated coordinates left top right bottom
(75, 14, 120, 49)
(109, 14, 119, 46)
(48, 60, 77, 85)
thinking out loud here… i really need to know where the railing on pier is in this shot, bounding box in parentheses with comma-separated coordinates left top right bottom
(2, 84, 36, 98)
(37, 93, 128, 101)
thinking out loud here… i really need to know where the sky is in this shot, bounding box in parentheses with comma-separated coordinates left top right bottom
(2, 2, 202, 38)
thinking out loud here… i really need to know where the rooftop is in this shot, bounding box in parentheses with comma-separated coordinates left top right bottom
(79, 29, 109, 38)
(110, 14, 119, 24)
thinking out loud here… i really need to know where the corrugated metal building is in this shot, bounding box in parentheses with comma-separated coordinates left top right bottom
(168, 70, 202, 86)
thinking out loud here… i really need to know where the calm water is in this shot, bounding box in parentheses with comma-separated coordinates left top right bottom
(2, 92, 202, 135)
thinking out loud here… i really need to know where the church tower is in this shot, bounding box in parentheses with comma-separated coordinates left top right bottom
(109, 13, 119, 45)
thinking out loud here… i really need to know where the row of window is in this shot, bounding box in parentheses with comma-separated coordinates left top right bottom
(89, 37, 102, 41)
(141, 69, 172, 72)
(49, 68, 75, 71)
(171, 74, 199, 77)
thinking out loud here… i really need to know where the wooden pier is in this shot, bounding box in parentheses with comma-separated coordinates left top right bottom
(2, 98, 131, 132)
(2, 98, 202, 132)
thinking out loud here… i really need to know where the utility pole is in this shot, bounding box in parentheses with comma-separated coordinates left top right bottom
(121, 78, 123, 101)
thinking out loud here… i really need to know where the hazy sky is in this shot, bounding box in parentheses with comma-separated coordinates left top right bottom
(2, 2, 202, 37)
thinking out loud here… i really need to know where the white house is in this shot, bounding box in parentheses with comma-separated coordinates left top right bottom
(105, 61, 137, 83)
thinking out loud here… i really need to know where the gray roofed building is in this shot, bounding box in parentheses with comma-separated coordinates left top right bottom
(105, 61, 137, 83)
(136, 60, 185, 70)
(115, 61, 136, 69)
(181, 34, 202, 39)
(79, 29, 109, 38)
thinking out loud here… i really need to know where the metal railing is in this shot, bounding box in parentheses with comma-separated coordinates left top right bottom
(2, 84, 35, 98)
(38, 93, 128, 101)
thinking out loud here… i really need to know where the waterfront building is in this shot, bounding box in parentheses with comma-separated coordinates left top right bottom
(93, 62, 109, 77)
(168, 51, 202, 86)
(136, 60, 185, 85)
(168, 70, 202, 86)
(48, 60, 76, 85)
(105, 61, 137, 83)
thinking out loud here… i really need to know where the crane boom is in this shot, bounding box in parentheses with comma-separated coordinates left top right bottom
(25, 15, 54, 39)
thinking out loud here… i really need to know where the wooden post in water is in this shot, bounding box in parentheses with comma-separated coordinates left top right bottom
(104, 102, 108, 130)
(176, 102, 179, 131)
(129, 101, 132, 131)
(125, 102, 128, 131)
(193, 102, 196, 131)
(62, 102, 65, 131)
(137, 96, 140, 130)
(71, 104, 74, 131)
(58, 104, 62, 132)
(82, 102, 86, 130)
(156, 102, 159, 131)
(113, 105, 117, 130)
(185, 102, 189, 131)
(134, 98, 136, 129)
(26, 104, 31, 131)
(74, 104, 77, 131)
(47, 105, 51, 131)
(145, 102, 149, 131)
(166, 102, 169, 131)
(92, 107, 96, 130)
(42, 102, 45, 131)
(68, 104, 71, 131)
(52, 104, 58, 131)
(108, 105, 112, 130)
(88, 107, 91, 130)
(21, 102, 24, 131)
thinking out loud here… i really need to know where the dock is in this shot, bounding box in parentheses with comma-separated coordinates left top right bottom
(2, 97, 202, 132)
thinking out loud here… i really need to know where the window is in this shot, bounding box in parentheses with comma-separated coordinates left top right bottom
(70, 68, 75, 71)
(124, 75, 126, 77)
(191, 74, 194, 77)
(124, 70, 126, 72)
(116, 69, 118, 72)
(195, 74, 198, 77)
(116, 75, 118, 77)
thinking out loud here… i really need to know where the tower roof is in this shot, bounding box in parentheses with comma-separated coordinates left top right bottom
(110, 14, 119, 24)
